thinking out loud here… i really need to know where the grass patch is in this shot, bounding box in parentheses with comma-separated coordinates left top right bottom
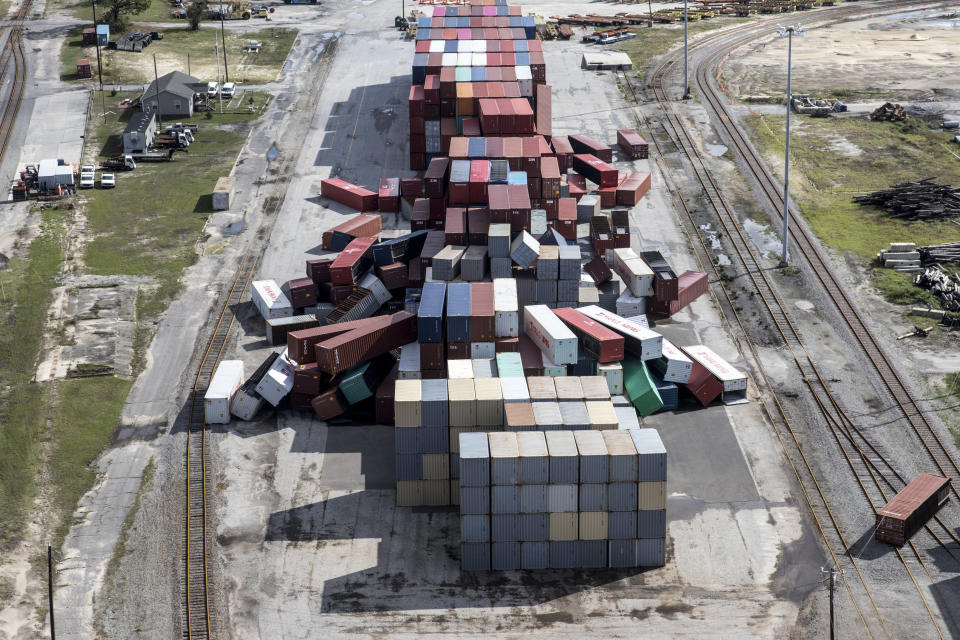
(48, 376, 134, 547)
(937, 371, 960, 448)
(616, 17, 752, 79)
(0, 210, 65, 548)
(741, 113, 960, 304)
(60, 25, 296, 85)
(51, 0, 179, 23)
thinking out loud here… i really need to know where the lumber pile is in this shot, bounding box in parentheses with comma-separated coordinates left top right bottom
(854, 179, 960, 220)
(919, 241, 960, 265)
(870, 102, 906, 122)
(915, 266, 960, 313)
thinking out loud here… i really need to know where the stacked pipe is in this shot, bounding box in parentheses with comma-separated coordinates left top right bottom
(459, 428, 668, 570)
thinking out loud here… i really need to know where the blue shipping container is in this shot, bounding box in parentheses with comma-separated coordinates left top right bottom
(446, 282, 472, 343)
(417, 282, 446, 343)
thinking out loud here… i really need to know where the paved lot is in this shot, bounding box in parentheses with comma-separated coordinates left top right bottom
(212, 5, 824, 638)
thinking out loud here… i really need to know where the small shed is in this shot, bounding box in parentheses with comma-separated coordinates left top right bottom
(581, 51, 633, 71)
(122, 111, 157, 153)
(96, 24, 109, 46)
(76, 59, 92, 79)
(37, 159, 74, 191)
(82, 28, 96, 45)
(212, 176, 234, 211)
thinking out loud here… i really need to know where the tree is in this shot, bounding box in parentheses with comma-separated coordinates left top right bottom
(187, 0, 208, 30)
(102, 0, 151, 31)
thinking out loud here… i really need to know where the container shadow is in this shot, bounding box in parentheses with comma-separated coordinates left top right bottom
(845, 526, 896, 561)
(931, 574, 960, 640)
(287, 418, 395, 489)
(265, 490, 654, 613)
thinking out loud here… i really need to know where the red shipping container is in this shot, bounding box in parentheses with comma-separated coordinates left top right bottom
(428, 196, 446, 220)
(469, 282, 495, 341)
(447, 341, 469, 359)
(518, 334, 543, 376)
(330, 284, 353, 305)
(535, 84, 552, 137)
(306, 258, 332, 284)
(512, 98, 535, 135)
(315, 311, 416, 376)
(409, 134, 426, 153)
(320, 213, 382, 251)
(540, 156, 561, 199)
(421, 367, 447, 380)
(449, 137, 470, 159)
(468, 207, 490, 245)
(414, 41, 429, 53)
(424, 104, 440, 120)
(502, 81, 521, 98)
(488, 184, 510, 223)
(329, 236, 375, 285)
(650, 271, 709, 317)
(479, 99, 500, 134)
(288, 392, 316, 413)
(496, 337, 520, 353)
(616, 171, 652, 206)
(375, 373, 397, 425)
(552, 307, 625, 363)
(527, 177, 541, 201)
(293, 362, 323, 395)
(597, 172, 626, 208)
(312, 385, 347, 421)
(552, 135, 574, 174)
(288, 318, 377, 363)
(522, 136, 540, 176)
(286, 278, 316, 308)
(503, 136, 524, 172)
(378, 177, 400, 213)
(569, 134, 613, 163)
(566, 173, 586, 201)
(462, 117, 481, 137)
(498, 99, 515, 135)
(553, 198, 577, 241)
(441, 98, 456, 118)
(487, 136, 504, 159)
(419, 341, 445, 370)
(409, 85, 425, 117)
(400, 177, 423, 198)
(376, 262, 408, 290)
(444, 207, 468, 246)
(617, 128, 649, 160)
(424, 75, 440, 104)
(424, 157, 450, 198)
(410, 152, 426, 171)
(684, 360, 723, 407)
(449, 160, 471, 204)
(583, 256, 613, 284)
(571, 154, 618, 187)
(410, 116, 425, 134)
(411, 198, 430, 231)
(540, 198, 558, 220)
(321, 177, 378, 211)
(469, 159, 490, 203)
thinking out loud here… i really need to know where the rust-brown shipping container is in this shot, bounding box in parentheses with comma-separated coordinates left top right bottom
(420, 341, 445, 370)
(375, 371, 397, 424)
(496, 337, 520, 353)
(424, 157, 451, 198)
(584, 256, 613, 284)
(286, 278, 316, 308)
(320, 213, 382, 251)
(876, 473, 950, 546)
(312, 384, 348, 421)
(571, 154, 618, 188)
(378, 177, 400, 213)
(470, 282, 495, 342)
(315, 311, 417, 375)
(617, 128, 649, 160)
(306, 258, 332, 284)
(287, 323, 357, 363)
(616, 172, 652, 206)
(445, 207, 468, 246)
(293, 362, 324, 396)
(329, 236, 375, 285)
(288, 392, 315, 413)
(468, 207, 490, 245)
(535, 83, 552, 138)
(447, 341, 469, 359)
(376, 262, 408, 291)
(552, 135, 574, 174)
(400, 177, 423, 198)
(321, 177, 378, 212)
(569, 134, 613, 163)
(540, 155, 561, 200)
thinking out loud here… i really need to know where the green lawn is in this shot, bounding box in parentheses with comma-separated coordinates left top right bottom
(742, 113, 960, 304)
(60, 25, 297, 85)
(53, 0, 183, 22)
(617, 17, 752, 79)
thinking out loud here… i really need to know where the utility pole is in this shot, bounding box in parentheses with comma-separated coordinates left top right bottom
(215, 42, 223, 113)
(153, 53, 162, 129)
(776, 24, 803, 267)
(48, 545, 55, 640)
(647, 0, 653, 28)
(91, 0, 104, 91)
(682, 0, 689, 99)
(187, 52, 191, 76)
(822, 565, 839, 640)
(220, 12, 230, 82)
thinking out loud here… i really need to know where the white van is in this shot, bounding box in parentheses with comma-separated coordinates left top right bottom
(220, 82, 236, 98)
(207, 81, 219, 97)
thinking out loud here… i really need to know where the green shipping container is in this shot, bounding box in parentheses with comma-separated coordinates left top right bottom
(339, 362, 373, 405)
(622, 356, 663, 417)
(495, 352, 524, 378)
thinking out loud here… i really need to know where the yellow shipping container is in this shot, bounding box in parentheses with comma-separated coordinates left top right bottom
(394, 379, 422, 427)
(448, 378, 477, 427)
(579, 511, 609, 540)
(586, 400, 618, 430)
(638, 481, 667, 510)
(549, 512, 578, 541)
(474, 377, 504, 426)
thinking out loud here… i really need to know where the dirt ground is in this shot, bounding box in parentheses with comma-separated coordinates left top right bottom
(722, 7, 960, 102)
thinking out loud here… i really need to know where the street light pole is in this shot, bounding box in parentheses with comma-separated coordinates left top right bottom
(776, 24, 803, 267)
(682, 0, 689, 99)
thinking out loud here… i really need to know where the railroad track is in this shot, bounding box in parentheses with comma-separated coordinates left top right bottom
(0, 0, 31, 170)
(615, 1, 959, 636)
(182, 37, 338, 639)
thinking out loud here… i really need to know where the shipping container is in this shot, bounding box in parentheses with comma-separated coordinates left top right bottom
(205, 360, 244, 424)
(527, 376, 557, 402)
(611, 248, 654, 297)
(315, 311, 416, 375)
(617, 128, 649, 160)
(876, 472, 950, 546)
(255, 353, 296, 407)
(321, 177, 378, 211)
(524, 305, 578, 365)
(649, 337, 693, 384)
(638, 509, 666, 539)
(252, 280, 294, 321)
(475, 377, 504, 426)
(552, 307, 625, 363)
(510, 230, 540, 268)
(504, 401, 536, 430)
(493, 277, 519, 337)
(532, 401, 562, 429)
(517, 432, 549, 484)
(378, 177, 401, 213)
(622, 356, 664, 417)
(576, 305, 662, 360)
(578, 512, 609, 541)
(446, 282, 472, 342)
(322, 213, 383, 251)
(616, 172, 651, 206)
(684, 357, 724, 407)
(571, 154, 618, 187)
(631, 428, 667, 482)
(681, 344, 747, 403)
(311, 384, 348, 421)
(330, 236, 376, 285)
(265, 314, 320, 346)
(569, 134, 613, 162)
(554, 376, 583, 401)
(470, 282, 495, 342)
(609, 512, 638, 540)
(544, 430, 578, 484)
(489, 431, 520, 485)
(418, 281, 447, 343)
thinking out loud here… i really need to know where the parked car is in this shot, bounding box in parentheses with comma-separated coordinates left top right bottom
(100, 173, 115, 188)
(207, 81, 219, 97)
(220, 82, 236, 98)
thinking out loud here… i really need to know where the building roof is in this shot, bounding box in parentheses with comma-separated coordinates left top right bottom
(142, 70, 203, 101)
(124, 110, 156, 135)
(96, 24, 109, 34)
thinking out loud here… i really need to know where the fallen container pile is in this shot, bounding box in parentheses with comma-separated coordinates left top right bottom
(206, 0, 750, 572)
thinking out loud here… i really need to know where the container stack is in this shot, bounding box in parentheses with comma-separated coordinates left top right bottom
(458, 428, 667, 570)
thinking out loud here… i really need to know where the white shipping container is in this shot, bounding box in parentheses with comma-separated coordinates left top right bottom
(577, 305, 663, 360)
(682, 345, 748, 400)
(398, 342, 421, 379)
(457, 52, 471, 66)
(501, 375, 530, 403)
(230, 387, 263, 421)
(472, 52, 487, 67)
(611, 248, 654, 297)
(205, 360, 244, 424)
(598, 362, 624, 395)
(358, 273, 391, 306)
(494, 278, 519, 337)
(448, 359, 475, 379)
(255, 354, 296, 406)
(655, 338, 693, 384)
(530, 208, 547, 236)
(442, 52, 457, 67)
(541, 353, 565, 377)
(252, 280, 293, 320)
(616, 290, 646, 318)
(524, 305, 578, 365)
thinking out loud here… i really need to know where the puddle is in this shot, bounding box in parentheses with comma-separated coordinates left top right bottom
(311, 44, 325, 62)
(706, 143, 728, 156)
(716, 253, 731, 266)
(282, 60, 292, 72)
(699, 223, 732, 266)
(347, 12, 364, 19)
(795, 300, 815, 312)
(743, 218, 781, 259)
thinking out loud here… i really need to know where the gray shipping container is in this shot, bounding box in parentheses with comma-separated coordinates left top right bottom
(608, 483, 638, 511)
(461, 514, 491, 542)
(579, 483, 608, 511)
(575, 430, 610, 483)
(630, 428, 667, 482)
(489, 431, 520, 485)
(491, 485, 521, 513)
(520, 484, 548, 513)
(547, 484, 578, 512)
(558, 245, 581, 280)
(638, 509, 667, 539)
(609, 511, 638, 540)
(395, 453, 422, 480)
(516, 276, 537, 303)
(521, 541, 549, 569)
(536, 279, 558, 303)
(511, 231, 541, 268)
(609, 539, 638, 568)
(557, 279, 580, 302)
(461, 541, 491, 571)
(520, 513, 549, 541)
(460, 432, 491, 487)
(536, 246, 559, 280)
(549, 541, 579, 569)
(450, 453, 460, 479)
(527, 377, 557, 402)
(488, 223, 511, 258)
(578, 540, 607, 569)
(396, 429, 419, 454)
(492, 542, 521, 570)
(638, 537, 666, 567)
(419, 426, 449, 453)
(615, 406, 642, 431)
(533, 401, 562, 430)
(490, 257, 513, 279)
(432, 245, 465, 281)
(577, 194, 600, 222)
(560, 401, 590, 430)
(518, 431, 549, 484)
(472, 358, 498, 378)
(461, 245, 488, 281)
(421, 379, 450, 427)
(491, 513, 521, 541)
(545, 431, 579, 484)
(602, 431, 639, 482)
(461, 486, 490, 514)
